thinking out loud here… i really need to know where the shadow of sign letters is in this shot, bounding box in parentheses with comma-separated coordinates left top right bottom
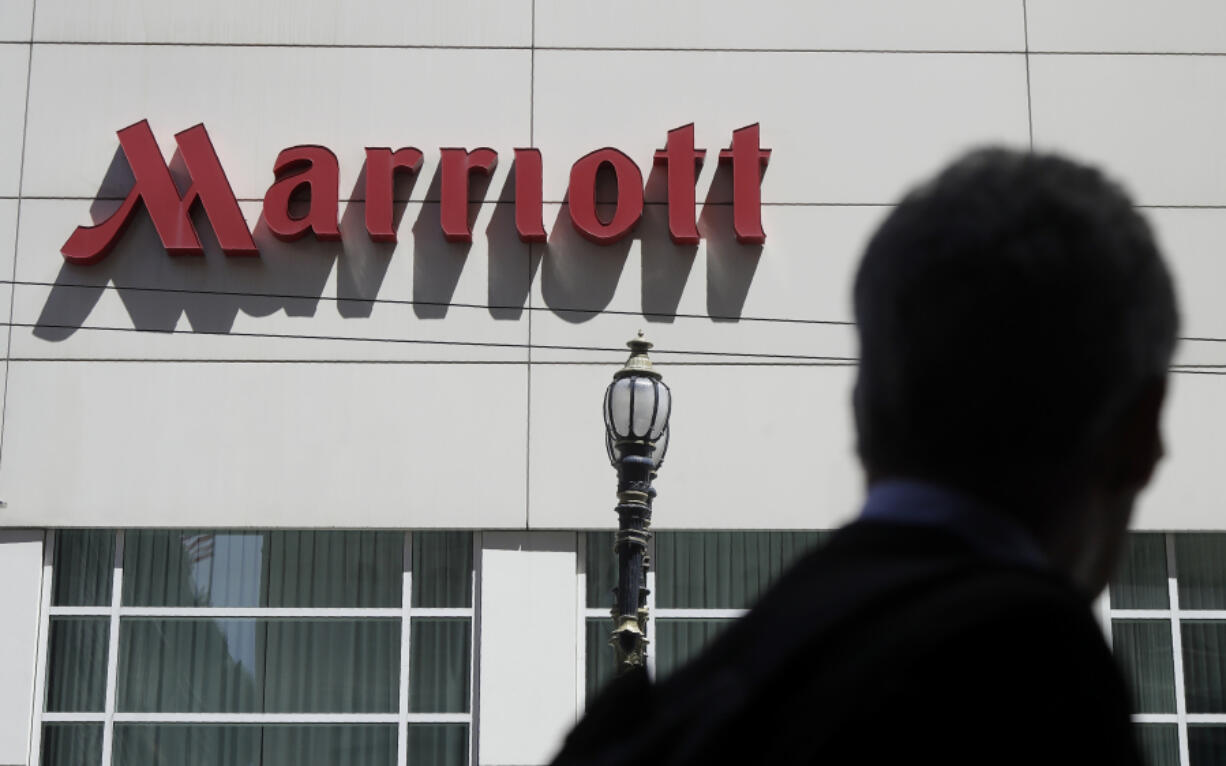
(35, 136, 767, 343)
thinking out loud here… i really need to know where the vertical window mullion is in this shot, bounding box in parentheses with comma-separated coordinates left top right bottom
(646, 535, 656, 682)
(468, 531, 481, 766)
(99, 530, 124, 766)
(1168, 533, 1191, 766)
(28, 530, 56, 766)
(398, 531, 412, 766)
(575, 534, 587, 716)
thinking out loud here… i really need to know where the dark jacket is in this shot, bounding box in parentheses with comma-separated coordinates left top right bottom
(553, 520, 1141, 765)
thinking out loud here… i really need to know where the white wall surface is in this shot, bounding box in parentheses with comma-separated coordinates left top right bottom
(0, 44, 29, 198)
(1135, 372, 1226, 530)
(32, 0, 532, 47)
(12, 200, 530, 362)
(533, 0, 1024, 51)
(1149, 209, 1226, 344)
(0, 361, 527, 527)
(0, 531, 43, 766)
(0, 0, 1223, 530)
(531, 50, 1029, 204)
(0, 1, 33, 43)
(1031, 55, 1226, 207)
(530, 364, 862, 530)
(21, 45, 531, 200)
(1027, 0, 1226, 54)
(478, 532, 578, 766)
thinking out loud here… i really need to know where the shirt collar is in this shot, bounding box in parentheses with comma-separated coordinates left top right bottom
(859, 479, 1048, 571)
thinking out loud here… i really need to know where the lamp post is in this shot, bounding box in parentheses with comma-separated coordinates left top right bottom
(603, 332, 671, 674)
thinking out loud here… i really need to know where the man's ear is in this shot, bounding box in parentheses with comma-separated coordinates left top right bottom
(1101, 377, 1168, 492)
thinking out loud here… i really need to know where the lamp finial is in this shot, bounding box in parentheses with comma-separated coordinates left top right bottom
(617, 333, 659, 379)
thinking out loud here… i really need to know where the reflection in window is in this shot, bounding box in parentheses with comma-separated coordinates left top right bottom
(1110, 533, 1168, 610)
(655, 618, 736, 679)
(1188, 725, 1226, 766)
(1136, 724, 1179, 766)
(111, 725, 399, 766)
(45, 618, 109, 712)
(1109, 533, 1226, 766)
(52, 531, 114, 607)
(583, 531, 825, 703)
(1112, 620, 1176, 714)
(41, 724, 102, 766)
(123, 530, 403, 608)
(410, 619, 472, 713)
(1182, 622, 1226, 714)
(1176, 535, 1226, 611)
(39, 530, 475, 766)
(654, 530, 825, 609)
(117, 619, 400, 713)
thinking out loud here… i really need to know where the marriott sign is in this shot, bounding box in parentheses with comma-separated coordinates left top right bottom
(62, 121, 771, 265)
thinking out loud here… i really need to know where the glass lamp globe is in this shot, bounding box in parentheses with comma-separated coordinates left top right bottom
(603, 333, 671, 468)
(606, 425, 670, 471)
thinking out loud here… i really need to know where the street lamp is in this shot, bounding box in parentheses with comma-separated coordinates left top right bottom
(603, 331, 671, 674)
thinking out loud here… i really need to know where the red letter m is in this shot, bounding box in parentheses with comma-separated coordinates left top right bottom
(61, 120, 257, 264)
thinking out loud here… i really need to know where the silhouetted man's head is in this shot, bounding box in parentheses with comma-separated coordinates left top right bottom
(853, 148, 1179, 588)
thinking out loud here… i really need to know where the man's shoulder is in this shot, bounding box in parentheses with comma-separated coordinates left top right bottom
(554, 521, 1137, 766)
(739, 522, 1105, 678)
(737, 520, 1084, 640)
(665, 525, 1130, 762)
(657, 521, 1104, 710)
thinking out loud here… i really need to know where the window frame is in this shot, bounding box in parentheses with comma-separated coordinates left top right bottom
(576, 528, 1226, 766)
(1106, 532, 1226, 766)
(577, 536, 684, 709)
(28, 529, 481, 766)
(577, 531, 822, 713)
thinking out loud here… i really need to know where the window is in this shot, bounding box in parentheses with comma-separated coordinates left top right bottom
(33, 530, 476, 766)
(579, 530, 825, 703)
(1108, 533, 1226, 766)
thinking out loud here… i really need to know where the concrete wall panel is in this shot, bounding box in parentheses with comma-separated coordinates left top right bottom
(536, 0, 1023, 52)
(13, 199, 530, 362)
(0, 361, 528, 528)
(34, 0, 532, 47)
(529, 363, 861, 530)
(532, 50, 1030, 205)
(0, 44, 29, 197)
(22, 45, 530, 200)
(0, 532, 43, 766)
(1031, 55, 1226, 206)
(0, 1, 33, 42)
(1135, 372, 1226, 530)
(478, 532, 579, 765)
(1028, 0, 1226, 54)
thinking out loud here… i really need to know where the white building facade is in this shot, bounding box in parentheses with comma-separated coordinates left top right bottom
(1, 1, 1225, 764)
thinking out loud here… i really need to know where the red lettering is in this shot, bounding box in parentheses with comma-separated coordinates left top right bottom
(263, 146, 341, 242)
(67, 122, 773, 264)
(653, 124, 706, 245)
(568, 148, 644, 245)
(61, 120, 256, 264)
(513, 148, 546, 243)
(439, 147, 498, 243)
(718, 123, 771, 244)
(364, 147, 423, 244)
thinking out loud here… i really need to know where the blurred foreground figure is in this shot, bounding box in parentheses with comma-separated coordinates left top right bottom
(552, 148, 1178, 765)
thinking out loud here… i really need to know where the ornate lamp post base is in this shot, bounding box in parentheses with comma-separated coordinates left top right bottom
(610, 610, 649, 670)
(610, 490, 652, 673)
